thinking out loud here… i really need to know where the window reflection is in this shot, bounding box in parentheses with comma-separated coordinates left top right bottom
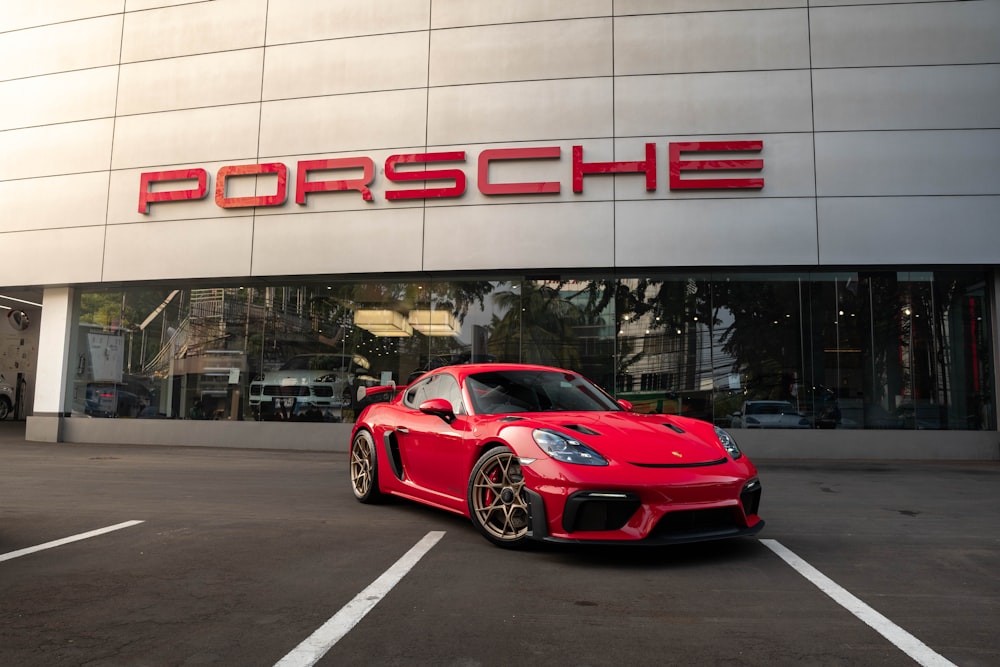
(67, 270, 994, 432)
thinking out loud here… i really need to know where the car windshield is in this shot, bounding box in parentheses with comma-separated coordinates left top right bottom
(747, 402, 796, 415)
(466, 369, 621, 414)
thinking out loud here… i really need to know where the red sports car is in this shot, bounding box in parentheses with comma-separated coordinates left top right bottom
(349, 363, 763, 548)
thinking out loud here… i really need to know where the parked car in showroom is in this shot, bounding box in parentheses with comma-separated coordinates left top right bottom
(730, 400, 811, 429)
(0, 374, 14, 420)
(350, 363, 763, 548)
(249, 353, 368, 421)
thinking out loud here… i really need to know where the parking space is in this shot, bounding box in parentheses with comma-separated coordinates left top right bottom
(1, 432, 997, 666)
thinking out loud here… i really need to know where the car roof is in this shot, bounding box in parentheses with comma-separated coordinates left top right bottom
(425, 362, 577, 382)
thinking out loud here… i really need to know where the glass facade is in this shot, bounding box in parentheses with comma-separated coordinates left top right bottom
(66, 270, 994, 432)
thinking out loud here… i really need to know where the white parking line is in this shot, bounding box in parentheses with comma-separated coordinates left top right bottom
(761, 539, 957, 667)
(275, 530, 446, 667)
(0, 520, 145, 563)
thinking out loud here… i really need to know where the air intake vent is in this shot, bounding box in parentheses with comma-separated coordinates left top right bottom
(562, 424, 600, 436)
(662, 423, 685, 434)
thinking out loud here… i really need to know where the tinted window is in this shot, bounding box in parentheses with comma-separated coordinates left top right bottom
(467, 370, 620, 415)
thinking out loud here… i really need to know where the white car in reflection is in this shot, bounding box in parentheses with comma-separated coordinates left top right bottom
(731, 400, 811, 429)
(249, 353, 368, 421)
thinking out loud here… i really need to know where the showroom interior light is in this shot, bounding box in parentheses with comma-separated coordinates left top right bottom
(407, 309, 461, 337)
(353, 309, 413, 337)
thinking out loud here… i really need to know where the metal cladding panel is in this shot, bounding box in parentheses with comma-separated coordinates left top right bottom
(0, 15, 122, 81)
(0, 173, 110, 233)
(250, 208, 425, 277)
(111, 104, 260, 171)
(433, 0, 610, 28)
(614, 198, 819, 268)
(0, 228, 105, 286)
(0, 67, 118, 132)
(259, 89, 427, 158)
(815, 130, 1000, 197)
(102, 217, 254, 282)
(814, 65, 1000, 132)
(0, 120, 114, 181)
(427, 78, 613, 146)
(117, 49, 265, 116)
(423, 202, 615, 272)
(616, 0, 804, 12)
(429, 18, 612, 87)
(263, 32, 429, 100)
(615, 70, 813, 137)
(811, 2, 1000, 68)
(817, 197, 1000, 266)
(265, 0, 429, 44)
(615, 9, 809, 75)
(0, 0, 123, 32)
(121, 0, 267, 62)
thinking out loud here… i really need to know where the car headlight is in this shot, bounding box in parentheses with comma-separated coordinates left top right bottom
(714, 426, 742, 459)
(532, 428, 608, 466)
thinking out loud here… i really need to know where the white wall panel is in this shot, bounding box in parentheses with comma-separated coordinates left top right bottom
(616, 70, 813, 137)
(250, 209, 425, 276)
(432, 0, 610, 28)
(616, 1, 804, 14)
(814, 65, 1000, 132)
(0, 15, 122, 81)
(0, 119, 114, 181)
(117, 49, 264, 116)
(0, 67, 118, 131)
(265, 0, 429, 44)
(0, 173, 110, 232)
(817, 197, 1000, 265)
(615, 9, 809, 76)
(126, 0, 203, 11)
(263, 33, 428, 100)
(423, 202, 614, 272)
(111, 104, 260, 170)
(0, 0, 123, 32)
(615, 133, 814, 200)
(811, 2, 1000, 68)
(615, 198, 818, 267)
(259, 90, 426, 158)
(429, 18, 611, 86)
(428, 78, 612, 146)
(102, 217, 254, 281)
(0, 227, 105, 285)
(816, 131, 1000, 197)
(121, 0, 266, 62)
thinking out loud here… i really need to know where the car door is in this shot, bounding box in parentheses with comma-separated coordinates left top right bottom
(395, 373, 470, 502)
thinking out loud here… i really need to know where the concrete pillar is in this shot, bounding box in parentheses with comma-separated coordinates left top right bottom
(25, 287, 75, 442)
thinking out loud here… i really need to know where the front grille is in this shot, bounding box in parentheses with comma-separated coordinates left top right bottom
(312, 386, 334, 397)
(563, 492, 640, 533)
(652, 507, 738, 536)
(264, 385, 310, 397)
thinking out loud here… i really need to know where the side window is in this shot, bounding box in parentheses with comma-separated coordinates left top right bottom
(403, 377, 431, 409)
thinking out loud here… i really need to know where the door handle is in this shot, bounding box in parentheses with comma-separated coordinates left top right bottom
(396, 426, 409, 434)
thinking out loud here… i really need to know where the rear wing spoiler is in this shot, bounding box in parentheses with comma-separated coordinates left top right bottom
(357, 382, 408, 402)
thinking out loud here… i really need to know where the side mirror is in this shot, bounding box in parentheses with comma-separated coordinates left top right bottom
(617, 399, 633, 412)
(419, 397, 455, 423)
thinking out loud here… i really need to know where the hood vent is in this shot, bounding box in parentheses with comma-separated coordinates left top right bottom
(662, 423, 685, 434)
(562, 424, 600, 436)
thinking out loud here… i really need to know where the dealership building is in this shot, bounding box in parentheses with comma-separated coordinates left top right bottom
(2, 0, 999, 458)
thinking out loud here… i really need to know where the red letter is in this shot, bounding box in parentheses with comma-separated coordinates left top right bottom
(384, 152, 466, 200)
(215, 163, 288, 208)
(477, 147, 561, 195)
(669, 141, 763, 190)
(296, 157, 375, 203)
(573, 144, 656, 193)
(138, 169, 208, 214)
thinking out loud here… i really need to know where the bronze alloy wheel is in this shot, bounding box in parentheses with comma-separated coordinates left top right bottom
(468, 446, 529, 546)
(350, 430, 381, 503)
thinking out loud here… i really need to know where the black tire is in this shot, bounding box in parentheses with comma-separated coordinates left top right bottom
(350, 430, 383, 503)
(0, 397, 10, 421)
(467, 446, 530, 548)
